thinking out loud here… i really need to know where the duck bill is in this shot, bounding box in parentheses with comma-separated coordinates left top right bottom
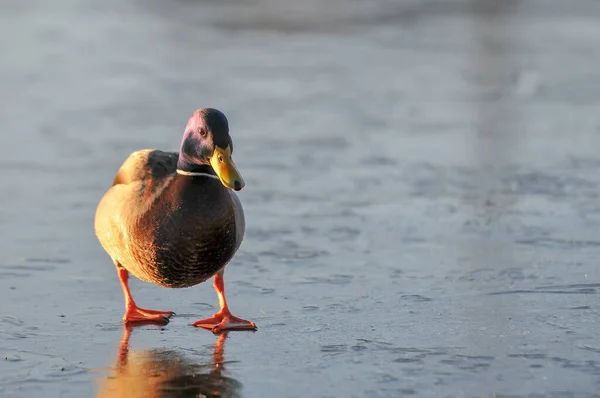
(210, 146, 245, 191)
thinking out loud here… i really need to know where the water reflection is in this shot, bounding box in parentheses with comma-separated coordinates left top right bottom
(97, 327, 241, 398)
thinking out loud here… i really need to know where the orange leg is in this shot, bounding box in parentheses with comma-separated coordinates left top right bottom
(116, 263, 174, 325)
(192, 270, 256, 333)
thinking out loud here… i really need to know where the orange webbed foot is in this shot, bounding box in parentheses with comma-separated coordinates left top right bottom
(192, 309, 256, 333)
(123, 306, 175, 325)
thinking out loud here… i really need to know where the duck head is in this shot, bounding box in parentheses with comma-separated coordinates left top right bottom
(177, 108, 245, 191)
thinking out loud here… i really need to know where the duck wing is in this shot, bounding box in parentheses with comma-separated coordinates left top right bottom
(95, 150, 179, 269)
(112, 149, 179, 186)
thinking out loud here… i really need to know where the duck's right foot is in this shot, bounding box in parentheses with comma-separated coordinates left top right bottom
(123, 306, 174, 325)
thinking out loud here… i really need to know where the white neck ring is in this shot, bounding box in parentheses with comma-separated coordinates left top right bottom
(176, 169, 220, 180)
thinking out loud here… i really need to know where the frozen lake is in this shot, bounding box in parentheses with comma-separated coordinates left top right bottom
(1, 1, 600, 396)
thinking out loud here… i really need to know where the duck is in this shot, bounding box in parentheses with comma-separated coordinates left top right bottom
(94, 108, 256, 333)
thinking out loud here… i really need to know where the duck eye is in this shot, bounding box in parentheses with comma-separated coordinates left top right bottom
(198, 128, 207, 137)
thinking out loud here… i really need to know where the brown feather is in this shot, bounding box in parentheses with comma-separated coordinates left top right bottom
(94, 149, 244, 288)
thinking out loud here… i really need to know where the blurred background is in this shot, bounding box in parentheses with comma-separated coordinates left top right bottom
(2, 0, 600, 397)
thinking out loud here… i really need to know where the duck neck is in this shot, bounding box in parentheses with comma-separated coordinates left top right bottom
(177, 133, 212, 173)
(177, 156, 213, 173)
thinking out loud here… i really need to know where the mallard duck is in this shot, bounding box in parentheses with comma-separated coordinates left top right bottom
(94, 108, 256, 332)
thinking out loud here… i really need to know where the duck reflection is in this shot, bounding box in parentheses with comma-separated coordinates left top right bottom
(97, 326, 241, 398)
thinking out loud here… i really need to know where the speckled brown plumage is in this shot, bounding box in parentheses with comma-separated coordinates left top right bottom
(94, 149, 245, 288)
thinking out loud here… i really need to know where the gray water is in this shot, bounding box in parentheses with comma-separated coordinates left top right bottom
(2, 0, 600, 397)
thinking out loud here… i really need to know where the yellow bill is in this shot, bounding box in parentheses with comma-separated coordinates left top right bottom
(210, 145, 245, 191)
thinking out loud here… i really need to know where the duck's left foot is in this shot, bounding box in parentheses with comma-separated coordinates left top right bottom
(192, 309, 256, 333)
